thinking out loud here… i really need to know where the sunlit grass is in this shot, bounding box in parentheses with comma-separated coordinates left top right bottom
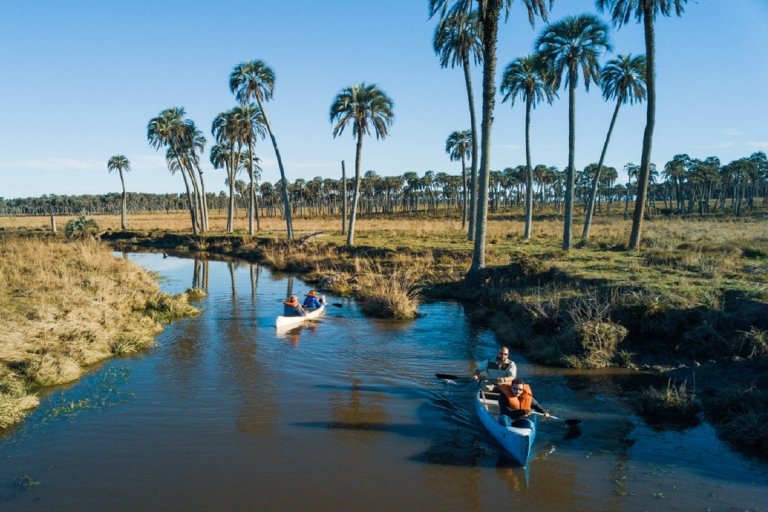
(0, 236, 199, 428)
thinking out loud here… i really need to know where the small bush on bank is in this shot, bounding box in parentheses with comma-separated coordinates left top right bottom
(65, 216, 99, 239)
(638, 379, 700, 420)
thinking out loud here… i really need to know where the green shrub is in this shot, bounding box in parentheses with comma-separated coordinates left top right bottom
(64, 216, 99, 239)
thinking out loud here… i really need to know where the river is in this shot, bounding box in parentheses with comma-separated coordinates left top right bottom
(1, 252, 766, 511)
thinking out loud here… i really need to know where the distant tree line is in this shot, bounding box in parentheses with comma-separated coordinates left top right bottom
(3, 151, 765, 221)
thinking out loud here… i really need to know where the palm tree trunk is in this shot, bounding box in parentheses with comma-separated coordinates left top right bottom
(462, 54, 479, 242)
(469, 0, 500, 275)
(346, 135, 364, 247)
(629, 7, 656, 251)
(341, 160, 347, 234)
(196, 164, 209, 232)
(583, 99, 622, 241)
(256, 97, 293, 239)
(119, 170, 127, 230)
(460, 153, 467, 229)
(524, 98, 533, 240)
(563, 73, 576, 250)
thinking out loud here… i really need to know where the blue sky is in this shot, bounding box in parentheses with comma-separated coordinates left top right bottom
(1, 0, 766, 199)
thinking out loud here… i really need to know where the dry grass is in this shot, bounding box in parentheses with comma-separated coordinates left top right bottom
(0, 236, 199, 428)
(638, 379, 700, 420)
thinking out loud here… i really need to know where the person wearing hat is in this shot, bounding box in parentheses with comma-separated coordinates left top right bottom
(302, 290, 326, 310)
(283, 295, 306, 317)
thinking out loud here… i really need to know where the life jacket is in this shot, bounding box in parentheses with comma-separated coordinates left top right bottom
(488, 360, 514, 371)
(499, 383, 533, 410)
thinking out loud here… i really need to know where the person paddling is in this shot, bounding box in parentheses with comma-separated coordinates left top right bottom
(283, 295, 307, 317)
(473, 346, 517, 386)
(497, 377, 549, 428)
(302, 290, 326, 310)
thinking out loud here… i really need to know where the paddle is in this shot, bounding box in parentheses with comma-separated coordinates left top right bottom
(531, 410, 581, 426)
(435, 373, 475, 383)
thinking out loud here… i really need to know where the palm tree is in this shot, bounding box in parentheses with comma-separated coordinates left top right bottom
(500, 54, 555, 240)
(445, 130, 473, 228)
(229, 60, 294, 239)
(330, 83, 394, 247)
(535, 14, 612, 250)
(597, 0, 688, 250)
(582, 53, 646, 241)
(147, 107, 202, 235)
(430, 0, 551, 275)
(107, 155, 130, 230)
(433, 9, 482, 240)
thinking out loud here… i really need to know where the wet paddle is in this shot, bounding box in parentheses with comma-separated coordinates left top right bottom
(531, 410, 581, 426)
(435, 373, 475, 383)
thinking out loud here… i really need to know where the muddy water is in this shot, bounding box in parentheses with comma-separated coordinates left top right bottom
(1, 252, 766, 511)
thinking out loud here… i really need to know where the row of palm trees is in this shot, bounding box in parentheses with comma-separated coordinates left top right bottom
(101, 1, 701, 272)
(15, 149, 764, 220)
(135, 60, 395, 247)
(429, 0, 689, 277)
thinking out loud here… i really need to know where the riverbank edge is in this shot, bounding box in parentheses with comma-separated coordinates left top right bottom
(0, 235, 201, 430)
(101, 230, 768, 459)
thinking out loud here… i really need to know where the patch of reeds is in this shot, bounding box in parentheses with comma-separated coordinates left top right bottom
(703, 385, 768, 457)
(0, 236, 198, 428)
(638, 379, 700, 420)
(736, 328, 768, 359)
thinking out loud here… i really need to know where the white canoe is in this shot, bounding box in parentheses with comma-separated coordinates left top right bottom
(474, 386, 537, 465)
(275, 304, 326, 330)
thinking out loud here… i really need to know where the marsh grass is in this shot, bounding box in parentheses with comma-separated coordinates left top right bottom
(704, 384, 768, 457)
(0, 236, 198, 428)
(638, 379, 700, 420)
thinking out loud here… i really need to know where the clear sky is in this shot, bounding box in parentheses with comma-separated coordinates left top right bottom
(1, 0, 766, 199)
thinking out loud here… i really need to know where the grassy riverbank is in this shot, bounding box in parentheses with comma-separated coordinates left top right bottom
(0, 236, 200, 429)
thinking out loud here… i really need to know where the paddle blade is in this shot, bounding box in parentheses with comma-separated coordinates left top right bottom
(435, 373, 473, 382)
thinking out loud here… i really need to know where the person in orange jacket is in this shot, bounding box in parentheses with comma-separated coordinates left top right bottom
(283, 295, 306, 317)
(498, 377, 549, 428)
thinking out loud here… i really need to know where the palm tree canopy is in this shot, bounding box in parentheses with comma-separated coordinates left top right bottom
(433, 10, 482, 69)
(596, 0, 687, 26)
(535, 14, 612, 92)
(429, 0, 551, 26)
(445, 130, 472, 161)
(600, 53, 646, 104)
(329, 83, 394, 140)
(500, 54, 555, 108)
(107, 155, 130, 173)
(147, 107, 186, 150)
(229, 60, 275, 105)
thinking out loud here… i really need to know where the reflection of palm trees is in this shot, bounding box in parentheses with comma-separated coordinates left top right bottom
(228, 261, 237, 296)
(329, 378, 387, 445)
(249, 262, 260, 302)
(224, 291, 279, 436)
(192, 255, 210, 292)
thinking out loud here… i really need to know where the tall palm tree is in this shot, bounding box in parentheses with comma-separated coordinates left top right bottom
(535, 14, 612, 250)
(229, 60, 293, 239)
(597, 0, 688, 250)
(445, 129, 473, 228)
(430, 0, 551, 275)
(500, 54, 555, 240)
(147, 107, 202, 235)
(433, 9, 482, 240)
(107, 155, 130, 230)
(330, 83, 394, 247)
(582, 53, 646, 240)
